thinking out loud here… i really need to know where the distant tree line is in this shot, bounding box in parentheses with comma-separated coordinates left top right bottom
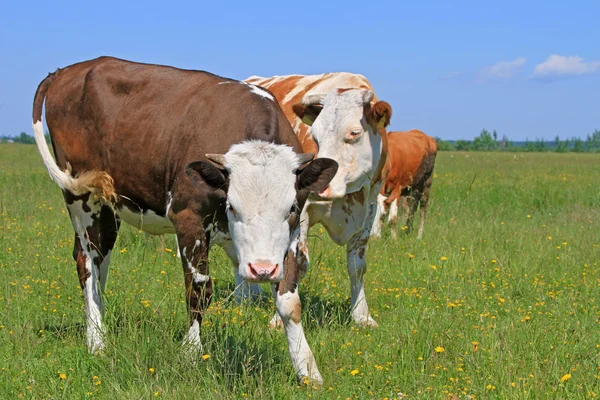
(3, 130, 600, 153)
(0, 132, 51, 144)
(436, 129, 600, 153)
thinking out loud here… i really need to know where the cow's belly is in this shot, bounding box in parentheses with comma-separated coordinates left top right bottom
(306, 192, 368, 245)
(117, 207, 175, 235)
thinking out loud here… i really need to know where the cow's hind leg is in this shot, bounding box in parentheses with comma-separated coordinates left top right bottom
(67, 192, 119, 353)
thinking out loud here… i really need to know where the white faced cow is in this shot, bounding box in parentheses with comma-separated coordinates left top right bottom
(245, 73, 392, 327)
(32, 57, 338, 383)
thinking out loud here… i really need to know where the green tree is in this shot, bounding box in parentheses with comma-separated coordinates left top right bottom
(472, 129, 498, 151)
(435, 137, 454, 151)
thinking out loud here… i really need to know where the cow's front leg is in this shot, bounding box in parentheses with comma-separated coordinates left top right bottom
(273, 251, 322, 384)
(176, 215, 212, 354)
(346, 189, 379, 327)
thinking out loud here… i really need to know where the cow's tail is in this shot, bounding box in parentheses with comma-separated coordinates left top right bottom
(32, 71, 117, 204)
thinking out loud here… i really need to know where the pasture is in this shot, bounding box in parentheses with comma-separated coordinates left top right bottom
(1, 144, 599, 399)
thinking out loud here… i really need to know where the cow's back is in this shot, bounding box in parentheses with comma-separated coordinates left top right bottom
(383, 130, 437, 194)
(246, 73, 375, 155)
(44, 57, 300, 210)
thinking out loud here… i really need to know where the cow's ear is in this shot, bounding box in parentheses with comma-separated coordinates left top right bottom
(292, 103, 323, 127)
(186, 161, 228, 190)
(296, 158, 338, 192)
(369, 101, 392, 128)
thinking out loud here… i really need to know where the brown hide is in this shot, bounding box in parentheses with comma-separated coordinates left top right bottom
(381, 129, 438, 204)
(37, 56, 301, 218)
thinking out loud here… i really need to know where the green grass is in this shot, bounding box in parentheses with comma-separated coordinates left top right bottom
(1, 144, 599, 399)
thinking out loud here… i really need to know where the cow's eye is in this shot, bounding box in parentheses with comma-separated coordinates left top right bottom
(289, 204, 298, 216)
(348, 130, 362, 140)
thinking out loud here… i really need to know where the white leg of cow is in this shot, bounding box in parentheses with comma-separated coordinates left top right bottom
(273, 283, 322, 384)
(370, 194, 387, 238)
(67, 194, 119, 354)
(346, 189, 379, 327)
(387, 198, 399, 225)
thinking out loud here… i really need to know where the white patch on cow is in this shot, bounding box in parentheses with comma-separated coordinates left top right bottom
(289, 227, 300, 256)
(241, 81, 274, 101)
(370, 193, 387, 238)
(182, 319, 202, 353)
(182, 247, 210, 284)
(387, 198, 399, 224)
(218, 80, 274, 100)
(275, 288, 323, 383)
(67, 199, 105, 353)
(222, 141, 304, 282)
(117, 206, 174, 235)
(166, 191, 173, 215)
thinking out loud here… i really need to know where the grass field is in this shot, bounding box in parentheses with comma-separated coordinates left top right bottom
(1, 144, 599, 399)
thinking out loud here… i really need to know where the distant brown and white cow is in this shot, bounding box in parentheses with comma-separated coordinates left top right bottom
(245, 73, 392, 327)
(32, 57, 338, 383)
(371, 129, 438, 239)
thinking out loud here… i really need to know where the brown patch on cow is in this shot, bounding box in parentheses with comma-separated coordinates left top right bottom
(76, 249, 90, 289)
(290, 298, 302, 324)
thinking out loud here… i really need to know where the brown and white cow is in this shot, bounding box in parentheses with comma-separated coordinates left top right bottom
(245, 73, 392, 327)
(32, 57, 338, 383)
(371, 129, 438, 239)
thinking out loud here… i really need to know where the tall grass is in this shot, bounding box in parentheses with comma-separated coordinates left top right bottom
(1, 145, 599, 399)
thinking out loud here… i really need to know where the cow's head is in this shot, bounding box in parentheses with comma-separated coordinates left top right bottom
(186, 141, 337, 283)
(292, 89, 392, 199)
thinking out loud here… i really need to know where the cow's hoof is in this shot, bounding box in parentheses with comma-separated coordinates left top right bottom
(298, 372, 324, 386)
(355, 316, 378, 328)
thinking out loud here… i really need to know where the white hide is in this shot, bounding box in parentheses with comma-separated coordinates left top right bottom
(223, 141, 302, 282)
(307, 89, 381, 199)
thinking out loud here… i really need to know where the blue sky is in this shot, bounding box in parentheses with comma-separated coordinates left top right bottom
(1, 0, 599, 140)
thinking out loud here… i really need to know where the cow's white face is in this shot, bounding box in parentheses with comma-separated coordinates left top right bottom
(186, 141, 337, 283)
(295, 89, 389, 199)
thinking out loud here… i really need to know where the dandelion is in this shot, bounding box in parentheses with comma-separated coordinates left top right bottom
(350, 369, 359, 376)
(202, 354, 211, 360)
(120, 248, 127, 254)
(59, 373, 67, 380)
(440, 256, 448, 261)
(164, 248, 173, 253)
(435, 346, 445, 353)
(560, 373, 571, 383)
(408, 253, 415, 259)
(149, 368, 155, 373)
(472, 341, 479, 352)
(527, 214, 531, 219)
(431, 265, 437, 270)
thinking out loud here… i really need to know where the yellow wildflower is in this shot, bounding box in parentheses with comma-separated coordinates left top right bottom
(59, 373, 67, 380)
(202, 354, 211, 360)
(435, 346, 445, 353)
(560, 373, 571, 383)
(350, 369, 359, 376)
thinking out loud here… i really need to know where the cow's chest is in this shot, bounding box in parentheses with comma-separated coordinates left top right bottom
(117, 206, 175, 235)
(307, 191, 368, 245)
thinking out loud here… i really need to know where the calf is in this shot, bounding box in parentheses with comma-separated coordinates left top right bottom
(245, 73, 391, 327)
(371, 130, 438, 239)
(32, 57, 338, 383)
